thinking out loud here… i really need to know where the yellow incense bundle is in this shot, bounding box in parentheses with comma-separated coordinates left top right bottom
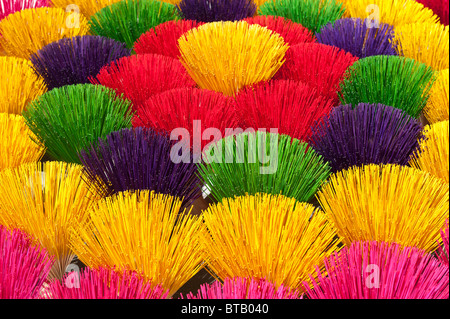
(423, 69, 449, 123)
(410, 120, 449, 183)
(317, 164, 449, 252)
(200, 193, 341, 291)
(70, 190, 206, 296)
(0, 162, 96, 280)
(178, 20, 289, 96)
(0, 56, 46, 114)
(0, 113, 46, 171)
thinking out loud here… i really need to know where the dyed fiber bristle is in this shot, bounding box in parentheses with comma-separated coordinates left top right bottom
(243, 15, 316, 45)
(309, 103, 424, 172)
(0, 225, 54, 299)
(69, 190, 206, 297)
(50, 0, 123, 18)
(198, 131, 331, 203)
(79, 127, 202, 208)
(437, 219, 449, 266)
(22, 84, 133, 164)
(423, 69, 449, 123)
(393, 23, 449, 71)
(133, 87, 238, 150)
(416, 0, 449, 25)
(303, 241, 449, 299)
(0, 7, 89, 59)
(178, 21, 288, 96)
(234, 80, 334, 141)
(30, 35, 132, 90)
(0, 113, 46, 171)
(410, 120, 449, 183)
(177, 0, 257, 22)
(259, 0, 345, 34)
(46, 267, 169, 299)
(274, 42, 359, 102)
(343, 0, 439, 27)
(316, 18, 397, 58)
(339, 55, 436, 118)
(133, 20, 204, 59)
(91, 53, 196, 109)
(183, 277, 300, 299)
(89, 0, 179, 49)
(200, 193, 341, 291)
(0, 162, 96, 280)
(316, 164, 449, 252)
(0, 56, 46, 114)
(0, 0, 49, 21)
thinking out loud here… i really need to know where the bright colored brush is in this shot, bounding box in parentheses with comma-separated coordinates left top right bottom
(133, 20, 203, 59)
(198, 131, 331, 203)
(91, 54, 196, 110)
(0, 7, 89, 59)
(410, 120, 449, 183)
(243, 15, 316, 45)
(274, 42, 359, 102)
(22, 84, 133, 164)
(182, 277, 300, 299)
(79, 127, 202, 208)
(309, 103, 424, 172)
(46, 267, 169, 299)
(234, 79, 334, 141)
(316, 18, 397, 58)
(133, 87, 238, 150)
(0, 0, 49, 21)
(30, 35, 131, 90)
(0, 56, 46, 114)
(50, 0, 123, 18)
(69, 190, 206, 297)
(178, 20, 288, 96)
(339, 55, 436, 118)
(316, 164, 449, 252)
(416, 0, 449, 25)
(343, 0, 439, 27)
(199, 193, 341, 291)
(393, 22, 449, 71)
(0, 161, 96, 280)
(89, 0, 179, 49)
(176, 0, 257, 22)
(0, 113, 46, 171)
(0, 225, 54, 299)
(437, 219, 449, 266)
(259, 0, 345, 33)
(303, 241, 449, 299)
(423, 69, 449, 124)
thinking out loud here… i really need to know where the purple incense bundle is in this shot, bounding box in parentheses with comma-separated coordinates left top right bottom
(30, 35, 131, 90)
(177, 0, 257, 23)
(79, 127, 202, 208)
(0, 225, 54, 299)
(316, 18, 397, 58)
(303, 241, 449, 299)
(182, 277, 300, 299)
(309, 103, 424, 172)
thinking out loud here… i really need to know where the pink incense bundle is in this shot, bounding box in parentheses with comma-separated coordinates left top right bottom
(133, 87, 238, 150)
(274, 42, 359, 102)
(91, 53, 196, 109)
(243, 15, 316, 46)
(437, 219, 449, 266)
(0, 225, 54, 299)
(303, 241, 449, 299)
(46, 267, 169, 299)
(234, 79, 334, 141)
(133, 20, 204, 59)
(183, 277, 300, 299)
